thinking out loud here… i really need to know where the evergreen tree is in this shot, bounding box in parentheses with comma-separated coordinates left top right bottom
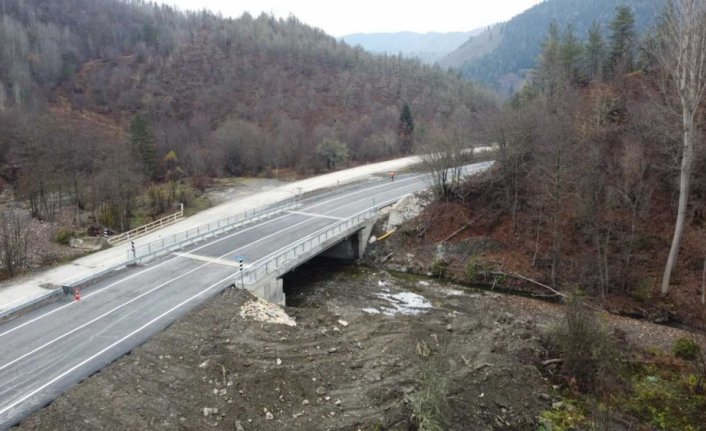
(608, 6, 636, 76)
(398, 103, 414, 154)
(585, 21, 606, 81)
(560, 24, 583, 84)
(129, 113, 157, 180)
(535, 22, 563, 96)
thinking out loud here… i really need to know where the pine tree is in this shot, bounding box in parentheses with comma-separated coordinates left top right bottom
(535, 22, 563, 96)
(585, 21, 606, 81)
(560, 24, 583, 84)
(398, 103, 414, 154)
(608, 6, 636, 76)
(129, 113, 157, 180)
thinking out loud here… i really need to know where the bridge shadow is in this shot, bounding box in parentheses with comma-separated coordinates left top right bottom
(282, 256, 353, 308)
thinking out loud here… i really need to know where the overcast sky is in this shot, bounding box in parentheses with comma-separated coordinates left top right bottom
(155, 0, 544, 36)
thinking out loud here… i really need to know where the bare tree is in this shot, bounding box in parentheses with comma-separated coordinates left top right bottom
(0, 209, 30, 277)
(420, 131, 473, 202)
(493, 107, 534, 232)
(653, 0, 706, 295)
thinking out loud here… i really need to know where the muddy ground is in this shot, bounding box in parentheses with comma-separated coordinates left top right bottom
(17, 260, 549, 430)
(17, 258, 697, 431)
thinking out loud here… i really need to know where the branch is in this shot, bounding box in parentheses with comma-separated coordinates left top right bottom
(489, 270, 566, 297)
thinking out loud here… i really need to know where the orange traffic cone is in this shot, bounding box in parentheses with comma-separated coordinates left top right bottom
(74, 287, 81, 301)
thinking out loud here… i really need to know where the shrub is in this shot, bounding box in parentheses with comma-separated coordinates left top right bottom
(409, 359, 447, 431)
(673, 338, 700, 361)
(54, 228, 74, 245)
(672, 337, 705, 394)
(430, 257, 447, 278)
(626, 370, 706, 431)
(552, 295, 619, 392)
(465, 258, 479, 282)
(538, 400, 587, 431)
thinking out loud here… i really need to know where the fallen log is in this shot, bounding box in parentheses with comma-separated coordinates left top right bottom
(488, 270, 565, 298)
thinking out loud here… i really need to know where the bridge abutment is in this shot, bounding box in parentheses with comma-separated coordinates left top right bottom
(320, 219, 375, 261)
(249, 276, 285, 305)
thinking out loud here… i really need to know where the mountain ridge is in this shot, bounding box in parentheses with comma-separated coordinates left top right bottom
(341, 28, 485, 63)
(443, 0, 663, 90)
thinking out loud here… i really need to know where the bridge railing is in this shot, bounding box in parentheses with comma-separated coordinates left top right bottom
(241, 198, 396, 285)
(127, 197, 300, 264)
(108, 205, 184, 245)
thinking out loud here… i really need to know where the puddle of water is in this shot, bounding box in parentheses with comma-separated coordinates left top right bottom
(366, 291, 433, 316)
(439, 288, 465, 296)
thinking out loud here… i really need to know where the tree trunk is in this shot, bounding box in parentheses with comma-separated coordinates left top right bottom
(511, 169, 519, 233)
(702, 256, 705, 305)
(594, 233, 605, 298)
(661, 111, 695, 295)
(532, 209, 543, 267)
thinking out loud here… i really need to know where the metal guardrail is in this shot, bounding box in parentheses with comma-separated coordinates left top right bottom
(127, 197, 300, 264)
(0, 290, 61, 321)
(108, 204, 184, 245)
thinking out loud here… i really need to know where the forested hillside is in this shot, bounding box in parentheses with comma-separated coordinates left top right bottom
(0, 0, 493, 233)
(442, 4, 706, 326)
(445, 0, 662, 92)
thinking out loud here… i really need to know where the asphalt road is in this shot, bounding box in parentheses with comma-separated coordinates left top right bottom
(0, 162, 490, 429)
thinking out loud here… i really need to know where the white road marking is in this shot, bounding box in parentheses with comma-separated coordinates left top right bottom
(0, 258, 181, 339)
(0, 271, 236, 418)
(0, 262, 223, 373)
(287, 211, 344, 221)
(173, 253, 245, 268)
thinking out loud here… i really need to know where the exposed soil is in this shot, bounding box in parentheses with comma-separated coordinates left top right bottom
(0, 204, 87, 281)
(205, 178, 289, 206)
(17, 256, 699, 431)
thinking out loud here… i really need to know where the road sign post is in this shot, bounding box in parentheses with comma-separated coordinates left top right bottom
(235, 255, 246, 289)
